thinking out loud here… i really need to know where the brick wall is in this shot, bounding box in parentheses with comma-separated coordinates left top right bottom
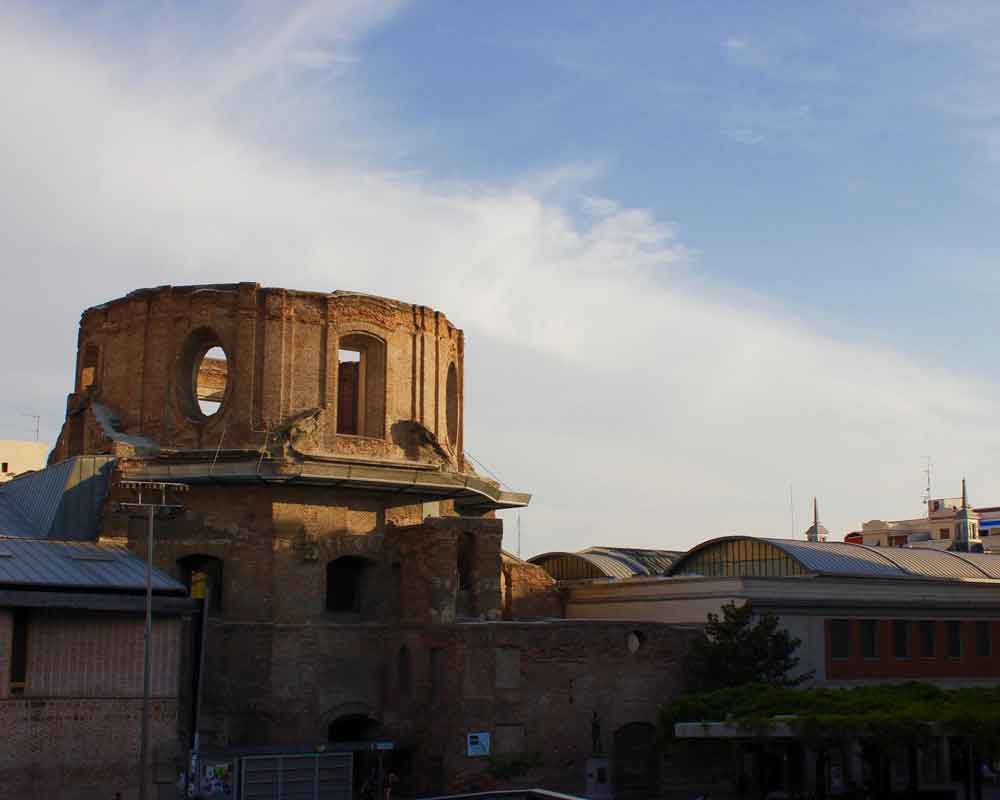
(24, 611, 180, 697)
(0, 697, 178, 800)
(825, 617, 1000, 680)
(501, 554, 563, 620)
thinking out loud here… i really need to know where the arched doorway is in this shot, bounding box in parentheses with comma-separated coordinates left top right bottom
(329, 713, 383, 798)
(614, 721, 660, 800)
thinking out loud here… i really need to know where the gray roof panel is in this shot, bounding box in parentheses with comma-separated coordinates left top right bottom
(761, 538, 905, 577)
(0, 537, 186, 593)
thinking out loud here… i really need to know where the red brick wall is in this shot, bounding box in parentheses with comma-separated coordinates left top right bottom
(501, 555, 563, 620)
(0, 697, 178, 800)
(24, 611, 180, 697)
(825, 618, 1000, 680)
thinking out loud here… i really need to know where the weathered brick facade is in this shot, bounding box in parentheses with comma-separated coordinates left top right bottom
(44, 284, 695, 796)
(0, 609, 183, 799)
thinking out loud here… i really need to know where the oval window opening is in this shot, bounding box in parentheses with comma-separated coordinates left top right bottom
(196, 345, 228, 416)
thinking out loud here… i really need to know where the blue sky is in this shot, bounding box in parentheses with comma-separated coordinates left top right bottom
(3, 1, 1000, 553)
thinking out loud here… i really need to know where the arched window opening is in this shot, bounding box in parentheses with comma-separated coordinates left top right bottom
(445, 363, 459, 447)
(328, 714, 380, 743)
(326, 556, 374, 614)
(80, 343, 100, 391)
(336, 333, 386, 438)
(178, 554, 223, 613)
(397, 645, 412, 695)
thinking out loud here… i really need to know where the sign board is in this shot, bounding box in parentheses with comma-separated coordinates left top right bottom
(466, 732, 491, 757)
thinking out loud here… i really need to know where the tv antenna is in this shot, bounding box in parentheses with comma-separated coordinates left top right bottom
(922, 457, 932, 509)
(789, 483, 797, 538)
(22, 413, 40, 441)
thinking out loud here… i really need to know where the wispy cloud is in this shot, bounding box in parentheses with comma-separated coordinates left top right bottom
(2, 2, 999, 553)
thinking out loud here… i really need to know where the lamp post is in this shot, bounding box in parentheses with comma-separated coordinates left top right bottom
(116, 480, 188, 800)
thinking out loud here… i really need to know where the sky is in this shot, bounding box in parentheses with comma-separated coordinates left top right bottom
(3, 1, 1000, 555)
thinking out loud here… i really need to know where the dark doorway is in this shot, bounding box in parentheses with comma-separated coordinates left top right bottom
(614, 722, 660, 800)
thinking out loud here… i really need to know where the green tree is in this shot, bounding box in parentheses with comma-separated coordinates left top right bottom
(685, 601, 813, 691)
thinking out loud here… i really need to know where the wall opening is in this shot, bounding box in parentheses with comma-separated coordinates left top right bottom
(326, 556, 375, 615)
(456, 532, 474, 617)
(328, 714, 381, 743)
(80, 343, 99, 391)
(336, 333, 386, 438)
(397, 645, 412, 696)
(180, 329, 230, 422)
(10, 608, 28, 694)
(196, 346, 228, 416)
(446, 362, 458, 447)
(178, 554, 224, 613)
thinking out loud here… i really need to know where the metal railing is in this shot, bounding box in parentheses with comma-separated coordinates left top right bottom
(418, 790, 587, 800)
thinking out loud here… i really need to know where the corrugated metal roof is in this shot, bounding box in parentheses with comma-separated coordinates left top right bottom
(761, 539, 904, 577)
(584, 547, 682, 576)
(947, 552, 1000, 579)
(530, 547, 682, 580)
(670, 535, 1000, 582)
(0, 537, 185, 593)
(875, 547, 991, 579)
(0, 456, 113, 539)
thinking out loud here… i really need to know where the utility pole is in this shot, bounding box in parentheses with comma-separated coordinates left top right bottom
(116, 480, 188, 800)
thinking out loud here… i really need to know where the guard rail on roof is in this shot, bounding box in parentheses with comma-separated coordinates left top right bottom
(418, 791, 586, 800)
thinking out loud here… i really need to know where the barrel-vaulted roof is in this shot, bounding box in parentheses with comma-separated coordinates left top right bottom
(669, 535, 1000, 582)
(529, 547, 683, 580)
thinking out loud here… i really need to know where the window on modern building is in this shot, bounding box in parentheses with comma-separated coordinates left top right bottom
(889, 535, 907, 547)
(919, 621, 936, 657)
(336, 334, 387, 438)
(397, 645, 412, 695)
(947, 621, 962, 658)
(892, 620, 911, 658)
(10, 609, 28, 694)
(860, 620, 879, 659)
(1, 462, 7, 473)
(939, 528, 951, 539)
(326, 556, 373, 614)
(976, 621, 992, 657)
(178, 555, 224, 613)
(830, 619, 850, 660)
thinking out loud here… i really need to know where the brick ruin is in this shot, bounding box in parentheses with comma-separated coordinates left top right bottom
(50, 283, 693, 796)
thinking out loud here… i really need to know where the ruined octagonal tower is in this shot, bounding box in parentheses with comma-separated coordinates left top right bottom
(48, 283, 529, 750)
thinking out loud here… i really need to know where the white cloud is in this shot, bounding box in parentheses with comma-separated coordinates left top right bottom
(2, 3, 999, 556)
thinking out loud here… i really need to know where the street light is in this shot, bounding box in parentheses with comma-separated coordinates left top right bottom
(116, 480, 188, 800)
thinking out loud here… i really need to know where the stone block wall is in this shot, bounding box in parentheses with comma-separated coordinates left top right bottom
(501, 553, 563, 620)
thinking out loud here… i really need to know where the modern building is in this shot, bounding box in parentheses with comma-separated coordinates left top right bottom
(858, 480, 1000, 551)
(34, 283, 696, 799)
(0, 536, 194, 800)
(549, 535, 1000, 687)
(0, 439, 49, 482)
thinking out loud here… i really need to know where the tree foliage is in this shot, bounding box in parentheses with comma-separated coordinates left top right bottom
(659, 682, 1000, 752)
(684, 601, 813, 691)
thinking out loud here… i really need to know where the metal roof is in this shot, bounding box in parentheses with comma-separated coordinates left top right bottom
(761, 538, 904, 578)
(670, 535, 1000, 582)
(530, 547, 682, 580)
(0, 456, 114, 539)
(0, 537, 186, 594)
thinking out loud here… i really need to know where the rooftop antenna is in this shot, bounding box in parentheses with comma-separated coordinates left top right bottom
(789, 483, 797, 539)
(922, 456, 932, 511)
(517, 512, 522, 559)
(22, 413, 40, 441)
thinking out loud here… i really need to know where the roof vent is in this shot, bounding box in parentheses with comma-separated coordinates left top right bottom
(68, 552, 116, 562)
